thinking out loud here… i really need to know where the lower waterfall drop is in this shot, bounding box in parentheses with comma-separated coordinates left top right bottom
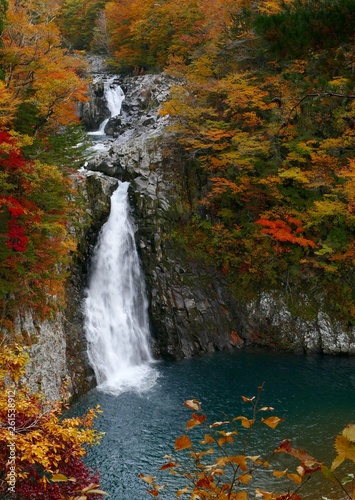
(84, 181, 157, 395)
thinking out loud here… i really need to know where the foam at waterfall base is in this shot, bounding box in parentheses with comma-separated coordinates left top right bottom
(97, 363, 159, 396)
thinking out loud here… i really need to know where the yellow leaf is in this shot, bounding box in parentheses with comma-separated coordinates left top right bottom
(255, 488, 274, 499)
(331, 453, 345, 471)
(210, 421, 230, 427)
(261, 416, 284, 429)
(81, 483, 100, 493)
(296, 465, 305, 477)
(51, 473, 69, 482)
(246, 455, 261, 462)
(234, 416, 255, 428)
(238, 473, 253, 484)
(286, 472, 302, 484)
(235, 492, 248, 499)
(342, 424, 355, 442)
(334, 434, 355, 464)
(86, 489, 110, 496)
(176, 486, 190, 497)
(272, 469, 286, 478)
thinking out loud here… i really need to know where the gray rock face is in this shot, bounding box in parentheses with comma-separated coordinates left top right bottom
(78, 78, 111, 131)
(244, 293, 355, 354)
(14, 312, 69, 401)
(82, 73, 242, 359)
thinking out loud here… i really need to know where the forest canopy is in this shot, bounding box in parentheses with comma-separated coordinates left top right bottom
(1, 0, 355, 325)
(82, 0, 355, 321)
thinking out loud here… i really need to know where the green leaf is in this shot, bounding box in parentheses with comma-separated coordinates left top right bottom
(341, 473, 354, 485)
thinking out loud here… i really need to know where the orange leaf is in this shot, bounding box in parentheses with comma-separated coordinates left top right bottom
(138, 474, 155, 485)
(147, 489, 159, 497)
(235, 492, 248, 499)
(274, 440, 318, 464)
(241, 396, 255, 402)
(255, 488, 274, 499)
(159, 461, 177, 470)
(196, 474, 214, 489)
(175, 435, 192, 451)
(234, 416, 255, 428)
(238, 473, 253, 484)
(272, 469, 287, 478)
(200, 434, 214, 444)
(261, 416, 284, 429)
(186, 412, 207, 429)
(286, 472, 303, 484)
(218, 436, 234, 446)
(177, 487, 190, 497)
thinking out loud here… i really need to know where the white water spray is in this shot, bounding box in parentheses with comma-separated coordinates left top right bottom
(88, 76, 125, 136)
(84, 181, 157, 394)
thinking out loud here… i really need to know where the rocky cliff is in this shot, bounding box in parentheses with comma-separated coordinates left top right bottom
(15, 66, 355, 401)
(81, 73, 240, 360)
(80, 70, 355, 362)
(16, 65, 355, 402)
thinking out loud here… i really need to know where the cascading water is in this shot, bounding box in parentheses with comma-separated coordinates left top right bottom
(88, 76, 125, 136)
(83, 179, 158, 395)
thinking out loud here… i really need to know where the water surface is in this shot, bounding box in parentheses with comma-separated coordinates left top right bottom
(71, 349, 355, 499)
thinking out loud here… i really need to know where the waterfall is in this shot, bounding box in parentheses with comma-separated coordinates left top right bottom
(88, 76, 125, 136)
(83, 181, 157, 395)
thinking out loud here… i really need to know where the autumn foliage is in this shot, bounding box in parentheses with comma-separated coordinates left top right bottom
(141, 390, 355, 499)
(0, 0, 90, 324)
(0, 345, 105, 500)
(2, 0, 88, 134)
(0, 131, 80, 320)
(94, 0, 355, 320)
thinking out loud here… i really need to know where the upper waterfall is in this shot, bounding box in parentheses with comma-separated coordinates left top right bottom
(83, 181, 157, 395)
(88, 76, 125, 136)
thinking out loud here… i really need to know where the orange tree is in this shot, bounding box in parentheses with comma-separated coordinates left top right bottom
(1, 0, 88, 135)
(0, 344, 106, 499)
(151, 0, 355, 321)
